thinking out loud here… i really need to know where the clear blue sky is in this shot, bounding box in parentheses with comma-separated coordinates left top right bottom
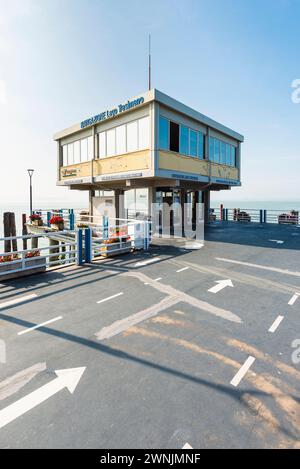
(1, 0, 300, 206)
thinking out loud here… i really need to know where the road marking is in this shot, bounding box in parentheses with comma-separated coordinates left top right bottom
(208, 279, 233, 294)
(182, 442, 193, 449)
(269, 239, 284, 244)
(0, 363, 46, 401)
(17, 316, 63, 336)
(268, 315, 284, 333)
(230, 356, 255, 387)
(0, 367, 85, 430)
(135, 257, 161, 267)
(154, 277, 162, 282)
(96, 296, 180, 340)
(288, 293, 299, 305)
(97, 292, 124, 304)
(216, 257, 300, 277)
(0, 294, 37, 310)
(176, 267, 189, 273)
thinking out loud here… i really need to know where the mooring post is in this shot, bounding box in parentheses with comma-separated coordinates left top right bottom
(22, 214, 28, 250)
(3, 212, 11, 253)
(10, 213, 17, 253)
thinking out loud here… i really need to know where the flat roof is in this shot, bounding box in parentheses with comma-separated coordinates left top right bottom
(54, 88, 244, 142)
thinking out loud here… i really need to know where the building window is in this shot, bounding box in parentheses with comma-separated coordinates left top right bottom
(138, 116, 149, 150)
(198, 132, 204, 159)
(220, 141, 226, 165)
(170, 121, 179, 152)
(73, 141, 80, 164)
(159, 116, 169, 150)
(106, 128, 116, 157)
(67, 143, 74, 165)
(116, 124, 126, 155)
(225, 143, 231, 166)
(62, 145, 68, 166)
(214, 139, 220, 164)
(99, 132, 106, 158)
(209, 137, 214, 161)
(127, 120, 138, 152)
(189, 129, 197, 157)
(80, 138, 88, 162)
(231, 146, 236, 166)
(180, 125, 189, 155)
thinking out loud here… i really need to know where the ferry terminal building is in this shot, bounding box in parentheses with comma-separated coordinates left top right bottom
(54, 89, 244, 233)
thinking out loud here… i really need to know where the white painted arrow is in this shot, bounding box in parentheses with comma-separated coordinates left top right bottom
(0, 367, 85, 430)
(269, 239, 284, 244)
(208, 279, 234, 294)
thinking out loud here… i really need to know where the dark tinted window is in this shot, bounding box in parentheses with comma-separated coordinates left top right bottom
(170, 121, 179, 152)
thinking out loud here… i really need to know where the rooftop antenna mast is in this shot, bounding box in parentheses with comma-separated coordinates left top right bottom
(148, 34, 151, 90)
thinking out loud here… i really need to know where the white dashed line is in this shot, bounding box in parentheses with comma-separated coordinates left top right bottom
(268, 315, 284, 333)
(176, 267, 189, 273)
(135, 257, 161, 267)
(97, 292, 124, 304)
(18, 316, 63, 336)
(288, 293, 299, 305)
(230, 356, 255, 387)
(0, 294, 37, 310)
(154, 277, 162, 282)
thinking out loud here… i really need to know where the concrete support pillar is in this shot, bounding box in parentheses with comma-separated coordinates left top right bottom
(202, 189, 211, 224)
(89, 190, 95, 219)
(114, 189, 125, 221)
(148, 187, 156, 219)
(180, 188, 187, 237)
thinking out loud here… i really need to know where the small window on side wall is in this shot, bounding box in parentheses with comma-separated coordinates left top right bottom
(169, 121, 179, 153)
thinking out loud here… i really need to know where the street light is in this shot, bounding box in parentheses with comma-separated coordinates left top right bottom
(27, 169, 34, 215)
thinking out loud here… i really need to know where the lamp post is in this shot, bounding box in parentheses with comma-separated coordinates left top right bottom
(27, 169, 34, 215)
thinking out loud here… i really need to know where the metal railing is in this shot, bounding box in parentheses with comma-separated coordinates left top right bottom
(210, 206, 300, 225)
(0, 230, 79, 278)
(0, 214, 151, 280)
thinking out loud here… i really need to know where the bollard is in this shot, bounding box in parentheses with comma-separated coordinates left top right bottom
(76, 229, 83, 266)
(84, 228, 92, 263)
(69, 209, 75, 231)
(102, 216, 109, 240)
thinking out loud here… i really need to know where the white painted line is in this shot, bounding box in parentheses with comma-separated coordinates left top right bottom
(97, 292, 124, 304)
(135, 257, 161, 268)
(288, 293, 299, 305)
(154, 277, 162, 282)
(18, 316, 63, 336)
(176, 267, 189, 273)
(268, 315, 284, 333)
(0, 294, 37, 310)
(182, 442, 193, 449)
(216, 257, 300, 277)
(230, 356, 255, 387)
